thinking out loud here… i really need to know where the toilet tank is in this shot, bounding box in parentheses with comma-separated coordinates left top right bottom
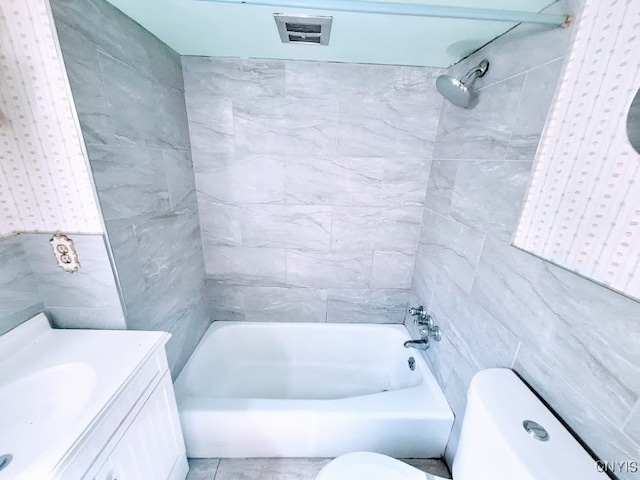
(452, 369, 609, 480)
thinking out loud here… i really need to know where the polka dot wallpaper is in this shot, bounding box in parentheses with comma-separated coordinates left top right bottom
(0, 0, 103, 237)
(515, 0, 640, 301)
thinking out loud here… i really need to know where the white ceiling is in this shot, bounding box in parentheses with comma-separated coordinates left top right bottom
(103, 0, 558, 67)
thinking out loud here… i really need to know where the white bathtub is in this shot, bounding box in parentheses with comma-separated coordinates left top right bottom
(174, 322, 453, 458)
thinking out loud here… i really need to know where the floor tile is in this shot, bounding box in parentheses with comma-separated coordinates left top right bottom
(187, 458, 220, 480)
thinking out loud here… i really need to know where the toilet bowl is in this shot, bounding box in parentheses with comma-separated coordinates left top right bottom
(315, 452, 441, 480)
(316, 369, 609, 480)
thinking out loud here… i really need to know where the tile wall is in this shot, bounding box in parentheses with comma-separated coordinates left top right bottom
(183, 58, 443, 323)
(406, 1, 640, 474)
(50, 0, 210, 376)
(0, 233, 125, 335)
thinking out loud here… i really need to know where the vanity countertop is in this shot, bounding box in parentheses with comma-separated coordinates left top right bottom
(0, 314, 169, 480)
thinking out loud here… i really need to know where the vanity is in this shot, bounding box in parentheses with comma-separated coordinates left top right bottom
(0, 314, 188, 480)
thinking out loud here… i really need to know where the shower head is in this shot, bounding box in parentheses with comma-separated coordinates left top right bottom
(436, 59, 489, 109)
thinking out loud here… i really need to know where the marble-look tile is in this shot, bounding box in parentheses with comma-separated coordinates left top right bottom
(153, 83, 192, 150)
(424, 160, 457, 216)
(185, 97, 235, 154)
(409, 251, 438, 310)
(326, 289, 409, 323)
(433, 74, 525, 160)
(233, 98, 338, 156)
(54, 25, 115, 146)
(51, 0, 152, 76)
(450, 161, 531, 243)
(401, 458, 450, 478)
(624, 402, 640, 447)
(331, 206, 422, 251)
(506, 58, 564, 161)
(370, 251, 415, 289)
(206, 283, 246, 321)
(186, 458, 220, 480)
(243, 287, 327, 322)
(144, 34, 184, 93)
(46, 305, 126, 330)
(392, 66, 443, 105)
(214, 458, 331, 480)
(419, 210, 485, 294)
(443, 351, 482, 419)
(472, 237, 640, 425)
(104, 219, 146, 303)
(165, 291, 211, 378)
(164, 149, 196, 211)
(337, 101, 438, 157)
(183, 57, 285, 99)
(286, 251, 372, 288)
(430, 274, 519, 370)
(205, 247, 286, 286)
(380, 157, 431, 206)
(21, 234, 122, 311)
(99, 52, 182, 149)
(514, 345, 640, 468)
(193, 152, 286, 204)
(444, 415, 463, 467)
(0, 236, 42, 335)
(197, 196, 243, 246)
(285, 61, 397, 102)
(240, 205, 332, 249)
(88, 144, 170, 222)
(285, 156, 383, 205)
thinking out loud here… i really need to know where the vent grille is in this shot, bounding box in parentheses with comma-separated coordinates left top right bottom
(274, 14, 332, 45)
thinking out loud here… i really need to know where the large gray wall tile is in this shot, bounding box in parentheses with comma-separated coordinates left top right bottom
(286, 251, 372, 288)
(450, 161, 531, 243)
(240, 205, 332, 249)
(206, 247, 286, 286)
(326, 288, 409, 323)
(337, 101, 438, 157)
(285, 156, 383, 205)
(331, 206, 422, 251)
(419, 210, 485, 294)
(0, 236, 43, 335)
(185, 59, 442, 323)
(52, 0, 209, 376)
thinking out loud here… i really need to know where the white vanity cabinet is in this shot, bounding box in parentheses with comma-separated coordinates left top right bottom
(54, 342, 188, 480)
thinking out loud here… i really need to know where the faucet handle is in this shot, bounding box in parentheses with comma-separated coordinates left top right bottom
(414, 315, 433, 328)
(408, 306, 425, 317)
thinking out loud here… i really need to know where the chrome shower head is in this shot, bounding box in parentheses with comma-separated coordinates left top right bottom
(436, 59, 489, 109)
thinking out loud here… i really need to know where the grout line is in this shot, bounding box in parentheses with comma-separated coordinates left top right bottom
(212, 459, 221, 480)
(467, 233, 486, 295)
(621, 397, 640, 431)
(510, 341, 522, 369)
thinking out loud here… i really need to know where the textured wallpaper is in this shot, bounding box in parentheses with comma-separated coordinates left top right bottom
(515, 0, 640, 300)
(0, 0, 102, 236)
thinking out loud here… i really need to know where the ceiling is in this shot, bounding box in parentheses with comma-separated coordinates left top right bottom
(103, 0, 557, 67)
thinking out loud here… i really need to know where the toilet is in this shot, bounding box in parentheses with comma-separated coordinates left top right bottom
(316, 369, 608, 480)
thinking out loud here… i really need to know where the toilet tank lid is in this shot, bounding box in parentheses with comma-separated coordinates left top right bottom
(466, 369, 609, 480)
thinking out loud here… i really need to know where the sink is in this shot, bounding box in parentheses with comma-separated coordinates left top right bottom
(0, 363, 97, 437)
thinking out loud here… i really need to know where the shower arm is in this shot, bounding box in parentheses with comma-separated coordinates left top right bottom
(459, 60, 490, 85)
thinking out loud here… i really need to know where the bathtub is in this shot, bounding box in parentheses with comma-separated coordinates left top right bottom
(174, 322, 453, 458)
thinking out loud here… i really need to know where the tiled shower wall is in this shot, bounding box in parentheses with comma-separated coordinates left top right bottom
(51, 0, 210, 376)
(407, 1, 640, 473)
(183, 58, 443, 323)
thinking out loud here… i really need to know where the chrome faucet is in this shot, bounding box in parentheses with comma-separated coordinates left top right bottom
(405, 306, 443, 350)
(404, 337, 430, 350)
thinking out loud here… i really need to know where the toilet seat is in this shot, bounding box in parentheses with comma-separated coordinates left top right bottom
(315, 452, 445, 480)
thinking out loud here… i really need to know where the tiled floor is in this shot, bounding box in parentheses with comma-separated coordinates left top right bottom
(186, 457, 452, 480)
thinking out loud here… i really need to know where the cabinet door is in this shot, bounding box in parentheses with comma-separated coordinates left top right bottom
(94, 373, 186, 480)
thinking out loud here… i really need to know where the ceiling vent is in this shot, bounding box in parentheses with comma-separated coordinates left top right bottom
(273, 14, 332, 45)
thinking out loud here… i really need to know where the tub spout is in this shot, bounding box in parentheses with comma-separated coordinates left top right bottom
(404, 339, 430, 350)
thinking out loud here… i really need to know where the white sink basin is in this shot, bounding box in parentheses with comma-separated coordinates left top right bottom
(0, 363, 96, 437)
